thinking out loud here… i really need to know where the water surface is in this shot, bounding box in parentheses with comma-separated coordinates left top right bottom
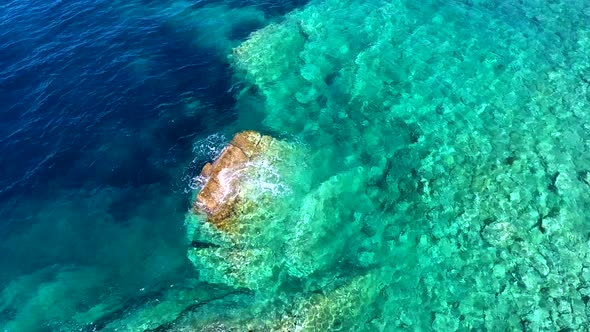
(2, 0, 590, 331)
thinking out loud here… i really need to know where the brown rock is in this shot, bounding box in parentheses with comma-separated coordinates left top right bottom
(196, 179, 224, 213)
(207, 144, 248, 180)
(231, 131, 262, 158)
(194, 131, 272, 229)
(201, 163, 213, 178)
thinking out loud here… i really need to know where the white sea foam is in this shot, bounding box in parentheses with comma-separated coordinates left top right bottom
(243, 158, 291, 198)
(191, 133, 227, 161)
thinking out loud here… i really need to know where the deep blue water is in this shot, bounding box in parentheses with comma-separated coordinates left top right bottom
(0, 0, 303, 329)
(0, 0, 233, 199)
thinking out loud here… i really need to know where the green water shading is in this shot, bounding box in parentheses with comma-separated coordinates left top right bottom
(181, 0, 590, 330)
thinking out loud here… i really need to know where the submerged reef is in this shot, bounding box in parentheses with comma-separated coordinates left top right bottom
(183, 0, 590, 330)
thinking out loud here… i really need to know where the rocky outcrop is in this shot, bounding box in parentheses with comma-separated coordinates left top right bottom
(193, 131, 274, 229)
(187, 131, 306, 290)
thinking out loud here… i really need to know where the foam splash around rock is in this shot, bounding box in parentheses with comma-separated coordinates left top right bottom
(192, 131, 288, 229)
(186, 131, 308, 291)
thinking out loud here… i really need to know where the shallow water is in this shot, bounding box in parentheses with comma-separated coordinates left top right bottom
(3, 0, 590, 330)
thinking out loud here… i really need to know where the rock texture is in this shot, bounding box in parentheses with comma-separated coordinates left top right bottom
(194, 131, 274, 228)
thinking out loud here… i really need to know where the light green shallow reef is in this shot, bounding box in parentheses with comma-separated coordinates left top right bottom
(180, 0, 590, 330)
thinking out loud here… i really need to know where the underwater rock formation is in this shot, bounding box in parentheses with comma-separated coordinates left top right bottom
(181, 0, 590, 329)
(226, 0, 590, 330)
(194, 131, 275, 229)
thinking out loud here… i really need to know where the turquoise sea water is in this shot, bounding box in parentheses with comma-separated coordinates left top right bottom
(3, 0, 590, 330)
